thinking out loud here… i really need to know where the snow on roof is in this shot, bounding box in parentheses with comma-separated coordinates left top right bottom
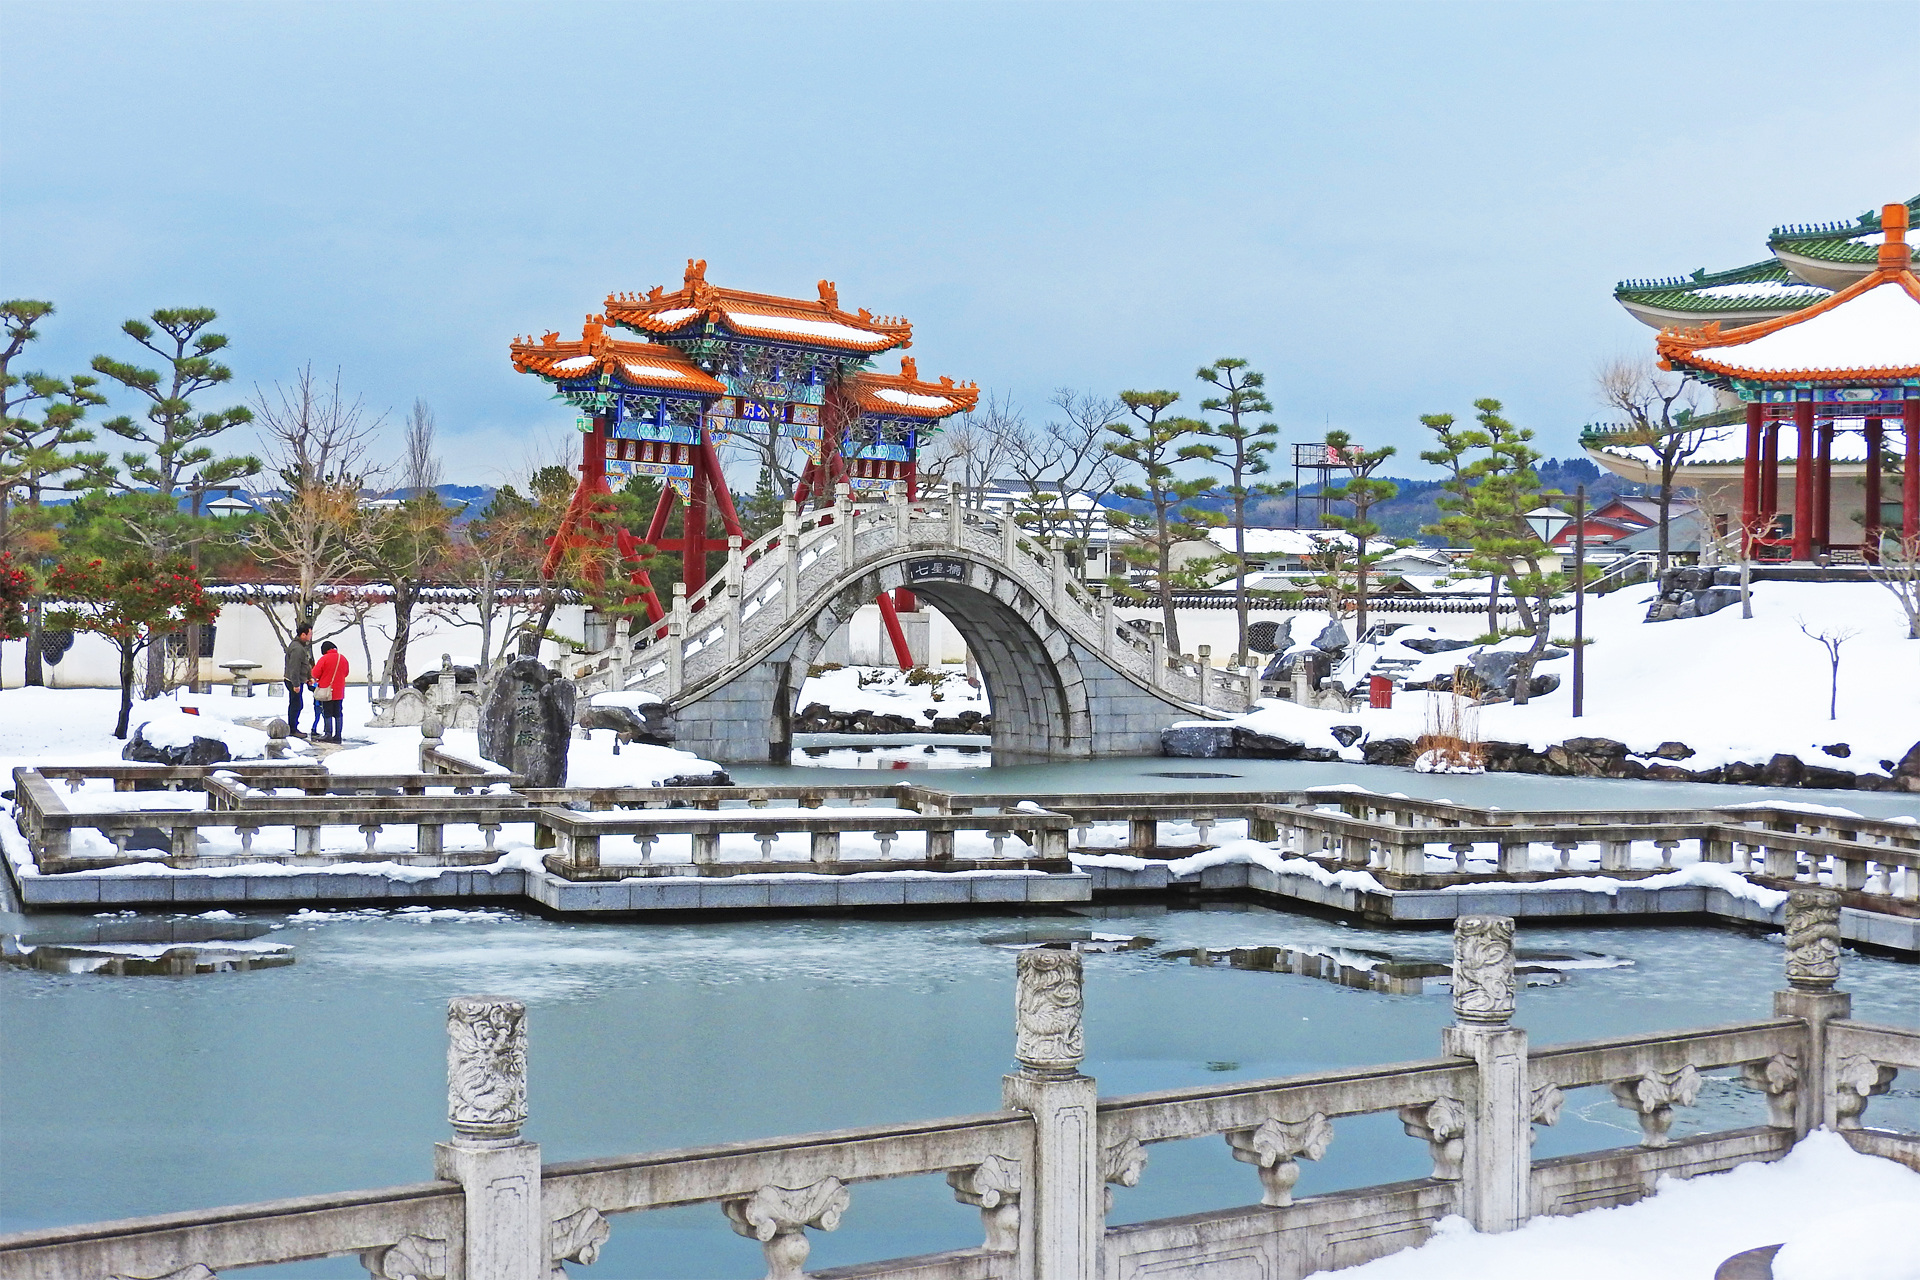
(552, 356, 595, 371)
(620, 359, 709, 385)
(720, 310, 898, 349)
(648, 308, 699, 326)
(1689, 280, 1829, 301)
(874, 388, 956, 410)
(1208, 527, 1359, 556)
(1675, 280, 1920, 377)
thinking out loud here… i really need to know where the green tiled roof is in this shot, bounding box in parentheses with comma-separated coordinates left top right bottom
(1579, 406, 1744, 447)
(1613, 259, 1825, 314)
(1767, 195, 1920, 264)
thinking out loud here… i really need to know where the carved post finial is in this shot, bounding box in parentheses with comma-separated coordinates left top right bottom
(1451, 914, 1515, 1025)
(1784, 888, 1842, 991)
(1015, 945, 1083, 1076)
(446, 995, 527, 1141)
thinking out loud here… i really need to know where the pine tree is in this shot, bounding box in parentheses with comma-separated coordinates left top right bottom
(1420, 399, 1568, 706)
(1190, 358, 1286, 663)
(1105, 391, 1222, 656)
(1318, 430, 1402, 640)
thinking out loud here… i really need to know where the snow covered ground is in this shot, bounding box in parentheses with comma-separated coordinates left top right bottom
(796, 663, 989, 722)
(1206, 581, 1920, 775)
(1307, 1130, 1920, 1280)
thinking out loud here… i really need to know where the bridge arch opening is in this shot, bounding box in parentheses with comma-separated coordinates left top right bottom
(780, 561, 1092, 763)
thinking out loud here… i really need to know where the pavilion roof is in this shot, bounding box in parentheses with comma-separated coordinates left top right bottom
(1768, 196, 1920, 266)
(509, 319, 728, 395)
(1614, 259, 1827, 318)
(604, 260, 913, 355)
(843, 356, 980, 420)
(1657, 203, 1920, 385)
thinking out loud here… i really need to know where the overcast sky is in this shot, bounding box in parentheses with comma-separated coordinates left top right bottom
(3, 0, 1915, 487)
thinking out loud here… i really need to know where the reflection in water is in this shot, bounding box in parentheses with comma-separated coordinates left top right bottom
(2, 916, 292, 976)
(978, 928, 1156, 952)
(1158, 943, 1632, 996)
(797, 742, 992, 770)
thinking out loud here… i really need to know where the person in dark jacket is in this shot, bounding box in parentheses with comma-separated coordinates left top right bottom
(284, 625, 313, 737)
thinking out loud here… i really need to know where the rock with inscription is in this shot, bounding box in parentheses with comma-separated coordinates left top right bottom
(477, 658, 576, 788)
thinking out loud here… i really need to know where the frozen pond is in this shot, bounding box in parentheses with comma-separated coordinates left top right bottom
(3, 904, 1915, 1277)
(761, 751, 1920, 820)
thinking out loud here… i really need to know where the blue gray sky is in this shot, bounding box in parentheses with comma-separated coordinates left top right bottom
(4, 1, 1916, 485)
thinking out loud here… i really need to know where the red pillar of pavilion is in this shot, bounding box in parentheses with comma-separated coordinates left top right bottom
(1813, 420, 1834, 553)
(1740, 402, 1763, 554)
(1905, 399, 1920, 542)
(1762, 420, 1781, 538)
(1792, 401, 1815, 561)
(1864, 417, 1884, 563)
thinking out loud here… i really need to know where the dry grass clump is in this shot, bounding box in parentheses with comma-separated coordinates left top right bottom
(1413, 691, 1486, 773)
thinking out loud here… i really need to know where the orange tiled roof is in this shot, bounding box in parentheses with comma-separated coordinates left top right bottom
(843, 356, 980, 419)
(509, 317, 728, 395)
(604, 260, 914, 355)
(1658, 203, 1920, 384)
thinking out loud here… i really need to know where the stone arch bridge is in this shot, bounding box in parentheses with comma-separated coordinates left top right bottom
(567, 494, 1254, 763)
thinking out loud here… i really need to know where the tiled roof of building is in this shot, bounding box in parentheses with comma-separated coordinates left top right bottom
(1658, 204, 1920, 385)
(1614, 259, 1828, 316)
(508, 318, 728, 395)
(1768, 197, 1920, 265)
(842, 356, 980, 420)
(603, 260, 913, 355)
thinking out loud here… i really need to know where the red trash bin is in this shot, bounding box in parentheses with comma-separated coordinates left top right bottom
(1369, 675, 1393, 708)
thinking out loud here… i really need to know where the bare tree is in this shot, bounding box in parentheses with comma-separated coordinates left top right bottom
(1865, 532, 1920, 641)
(401, 399, 442, 495)
(1596, 356, 1711, 573)
(921, 389, 1020, 508)
(235, 366, 384, 649)
(1797, 618, 1859, 720)
(1001, 388, 1127, 573)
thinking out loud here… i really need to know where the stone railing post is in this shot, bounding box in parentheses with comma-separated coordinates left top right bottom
(726, 535, 744, 663)
(613, 613, 633, 685)
(1773, 888, 1851, 1135)
(1001, 947, 1099, 1280)
(434, 995, 543, 1280)
(1149, 628, 1166, 691)
(1001, 510, 1018, 566)
(1441, 915, 1529, 1233)
(1099, 590, 1114, 658)
(949, 496, 964, 547)
(419, 712, 445, 774)
(782, 500, 801, 611)
(668, 583, 687, 693)
(1049, 547, 1068, 615)
(893, 482, 910, 545)
(835, 483, 855, 567)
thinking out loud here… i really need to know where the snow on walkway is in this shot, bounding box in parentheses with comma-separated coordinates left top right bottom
(1307, 1131, 1920, 1280)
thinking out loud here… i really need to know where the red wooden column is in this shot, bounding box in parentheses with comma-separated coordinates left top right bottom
(1864, 417, 1884, 562)
(1740, 402, 1763, 555)
(1813, 420, 1834, 553)
(1762, 420, 1781, 532)
(1905, 399, 1920, 541)
(1792, 400, 1815, 561)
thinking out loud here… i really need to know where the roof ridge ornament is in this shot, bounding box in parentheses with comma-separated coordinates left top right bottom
(899, 355, 917, 380)
(818, 280, 839, 310)
(1879, 202, 1909, 269)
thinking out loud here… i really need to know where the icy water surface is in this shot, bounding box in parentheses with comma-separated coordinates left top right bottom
(749, 752, 1920, 819)
(3, 905, 1915, 1277)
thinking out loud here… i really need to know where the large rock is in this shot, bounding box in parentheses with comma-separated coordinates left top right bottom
(1161, 725, 1234, 758)
(477, 658, 576, 788)
(1311, 620, 1350, 652)
(1893, 741, 1920, 791)
(580, 700, 675, 746)
(1695, 587, 1744, 617)
(122, 723, 232, 767)
(1362, 737, 1417, 766)
(411, 664, 479, 694)
(1469, 650, 1519, 690)
(1761, 753, 1804, 788)
(1400, 636, 1477, 655)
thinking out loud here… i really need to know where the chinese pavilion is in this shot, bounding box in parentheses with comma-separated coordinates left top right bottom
(509, 261, 978, 660)
(1650, 202, 1920, 561)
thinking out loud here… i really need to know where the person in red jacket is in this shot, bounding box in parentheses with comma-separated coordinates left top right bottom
(310, 641, 348, 743)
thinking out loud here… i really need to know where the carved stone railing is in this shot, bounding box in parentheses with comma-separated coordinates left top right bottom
(565, 489, 1257, 716)
(6, 890, 1913, 1280)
